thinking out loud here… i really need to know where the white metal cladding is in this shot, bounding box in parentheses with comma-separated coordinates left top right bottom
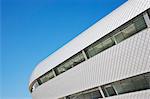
(31, 28, 150, 99)
(102, 90, 150, 99)
(29, 0, 150, 84)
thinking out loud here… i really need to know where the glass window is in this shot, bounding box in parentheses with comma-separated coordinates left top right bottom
(119, 21, 136, 38)
(92, 41, 104, 56)
(55, 64, 66, 75)
(112, 72, 150, 95)
(144, 72, 150, 88)
(133, 15, 147, 32)
(54, 52, 85, 75)
(85, 90, 102, 99)
(39, 70, 54, 84)
(112, 14, 147, 45)
(131, 75, 149, 91)
(121, 24, 136, 38)
(102, 85, 117, 97)
(85, 36, 115, 58)
(67, 88, 102, 99)
(63, 60, 73, 70)
(113, 32, 125, 44)
(85, 46, 96, 58)
(101, 37, 115, 50)
(71, 52, 85, 66)
(113, 79, 135, 94)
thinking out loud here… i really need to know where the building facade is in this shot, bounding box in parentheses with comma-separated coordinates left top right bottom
(29, 0, 150, 99)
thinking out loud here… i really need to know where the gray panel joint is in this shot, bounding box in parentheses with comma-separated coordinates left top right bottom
(82, 50, 88, 60)
(143, 12, 150, 28)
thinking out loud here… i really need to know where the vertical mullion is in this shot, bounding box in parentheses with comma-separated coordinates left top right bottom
(52, 69, 56, 77)
(82, 50, 88, 60)
(98, 86, 106, 98)
(143, 12, 150, 27)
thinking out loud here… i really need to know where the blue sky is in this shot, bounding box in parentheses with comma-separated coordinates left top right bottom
(1, 0, 127, 99)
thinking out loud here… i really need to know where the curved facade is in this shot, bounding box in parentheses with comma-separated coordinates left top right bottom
(29, 0, 150, 99)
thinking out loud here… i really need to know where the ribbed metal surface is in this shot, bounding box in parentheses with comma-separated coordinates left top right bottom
(31, 28, 150, 99)
(30, 0, 150, 99)
(29, 0, 150, 84)
(103, 90, 150, 99)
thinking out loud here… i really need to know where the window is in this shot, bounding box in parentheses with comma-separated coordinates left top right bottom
(67, 88, 103, 99)
(113, 32, 125, 43)
(102, 72, 150, 97)
(54, 52, 85, 75)
(85, 36, 115, 58)
(39, 70, 54, 84)
(144, 72, 150, 88)
(102, 85, 117, 97)
(121, 23, 136, 38)
(85, 46, 96, 58)
(54, 64, 67, 75)
(84, 90, 102, 99)
(101, 37, 115, 50)
(71, 52, 85, 66)
(113, 21, 136, 44)
(133, 15, 147, 32)
(113, 14, 146, 44)
(113, 79, 135, 94)
(64, 72, 150, 98)
(30, 9, 149, 93)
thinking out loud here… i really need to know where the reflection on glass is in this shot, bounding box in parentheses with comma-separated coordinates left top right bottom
(114, 32, 125, 43)
(39, 71, 54, 84)
(67, 88, 102, 99)
(102, 85, 117, 97)
(54, 52, 85, 75)
(102, 72, 150, 97)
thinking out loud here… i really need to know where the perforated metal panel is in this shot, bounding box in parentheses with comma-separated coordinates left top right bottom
(30, 0, 150, 99)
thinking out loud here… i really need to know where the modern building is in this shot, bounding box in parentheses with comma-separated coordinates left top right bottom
(29, 0, 150, 99)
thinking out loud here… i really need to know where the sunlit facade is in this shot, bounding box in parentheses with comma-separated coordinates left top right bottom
(29, 0, 150, 99)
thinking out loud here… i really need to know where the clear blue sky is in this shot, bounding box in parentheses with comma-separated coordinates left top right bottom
(1, 0, 127, 99)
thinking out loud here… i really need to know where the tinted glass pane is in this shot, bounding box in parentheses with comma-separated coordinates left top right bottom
(131, 75, 149, 91)
(68, 89, 102, 99)
(102, 38, 115, 50)
(71, 52, 85, 66)
(55, 64, 66, 75)
(85, 46, 96, 58)
(134, 15, 147, 32)
(113, 79, 135, 94)
(112, 72, 150, 95)
(144, 72, 150, 88)
(83, 90, 102, 99)
(39, 71, 54, 83)
(63, 60, 73, 70)
(122, 24, 136, 38)
(92, 41, 104, 55)
(85, 37, 115, 58)
(55, 52, 85, 75)
(102, 85, 117, 97)
(114, 32, 125, 43)
(90, 90, 103, 99)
